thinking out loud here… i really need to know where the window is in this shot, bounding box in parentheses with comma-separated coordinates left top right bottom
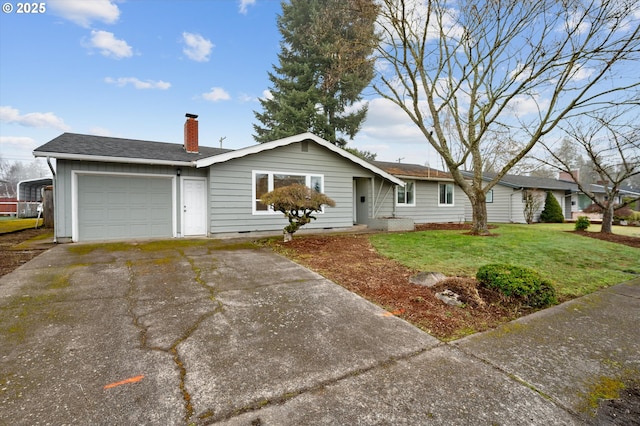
(439, 183, 454, 206)
(486, 189, 493, 203)
(397, 181, 415, 205)
(253, 171, 324, 214)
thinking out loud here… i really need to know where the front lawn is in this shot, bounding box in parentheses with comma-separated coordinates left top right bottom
(0, 218, 43, 234)
(370, 223, 640, 297)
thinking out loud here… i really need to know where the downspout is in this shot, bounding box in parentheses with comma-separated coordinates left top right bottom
(46, 157, 57, 243)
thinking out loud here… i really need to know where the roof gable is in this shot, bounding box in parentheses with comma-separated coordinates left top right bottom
(195, 133, 405, 186)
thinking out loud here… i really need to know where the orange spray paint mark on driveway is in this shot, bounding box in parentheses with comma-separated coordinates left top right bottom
(104, 375, 144, 389)
(382, 308, 405, 317)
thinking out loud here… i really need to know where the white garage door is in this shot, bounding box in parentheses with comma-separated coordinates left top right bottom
(77, 174, 173, 242)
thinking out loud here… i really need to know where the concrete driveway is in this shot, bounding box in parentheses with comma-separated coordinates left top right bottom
(1, 239, 638, 425)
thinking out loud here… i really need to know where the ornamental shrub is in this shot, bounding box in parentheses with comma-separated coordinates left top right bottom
(476, 263, 558, 308)
(260, 183, 336, 241)
(575, 216, 590, 231)
(539, 191, 565, 223)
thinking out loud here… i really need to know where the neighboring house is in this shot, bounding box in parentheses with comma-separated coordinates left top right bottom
(33, 114, 403, 242)
(559, 171, 640, 218)
(459, 171, 578, 223)
(373, 161, 465, 224)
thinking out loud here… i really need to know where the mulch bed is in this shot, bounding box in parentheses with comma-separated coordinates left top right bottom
(272, 232, 531, 341)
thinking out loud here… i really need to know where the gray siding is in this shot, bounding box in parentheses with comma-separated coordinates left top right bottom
(463, 186, 570, 224)
(396, 180, 465, 223)
(464, 185, 531, 223)
(207, 142, 384, 234)
(53, 160, 205, 241)
(493, 185, 524, 223)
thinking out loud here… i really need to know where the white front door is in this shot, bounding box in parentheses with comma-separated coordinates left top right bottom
(182, 178, 207, 236)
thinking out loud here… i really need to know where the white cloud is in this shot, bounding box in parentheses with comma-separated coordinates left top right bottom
(0, 106, 70, 131)
(238, 93, 256, 103)
(105, 77, 171, 90)
(182, 32, 214, 62)
(0, 136, 36, 148)
(361, 98, 424, 140)
(85, 30, 133, 59)
(48, 0, 120, 27)
(201, 87, 231, 102)
(261, 90, 273, 100)
(571, 65, 594, 81)
(239, 0, 256, 14)
(509, 94, 550, 118)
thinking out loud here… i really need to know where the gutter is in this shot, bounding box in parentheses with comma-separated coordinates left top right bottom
(33, 151, 196, 168)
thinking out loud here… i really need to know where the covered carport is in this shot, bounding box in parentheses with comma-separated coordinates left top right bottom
(16, 177, 52, 218)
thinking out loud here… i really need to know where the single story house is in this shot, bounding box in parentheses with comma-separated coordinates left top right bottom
(373, 161, 466, 224)
(33, 114, 404, 243)
(459, 171, 578, 223)
(559, 171, 640, 218)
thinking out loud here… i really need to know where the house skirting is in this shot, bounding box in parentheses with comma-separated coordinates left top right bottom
(369, 217, 415, 232)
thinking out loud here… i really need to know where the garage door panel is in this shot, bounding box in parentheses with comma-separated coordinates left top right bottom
(78, 175, 173, 241)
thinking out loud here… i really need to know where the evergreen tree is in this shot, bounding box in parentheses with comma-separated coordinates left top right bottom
(253, 0, 378, 147)
(539, 192, 565, 223)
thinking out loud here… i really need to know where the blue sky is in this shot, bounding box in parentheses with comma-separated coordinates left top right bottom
(0, 0, 436, 173)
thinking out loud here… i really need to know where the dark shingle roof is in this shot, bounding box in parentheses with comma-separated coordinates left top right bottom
(460, 170, 578, 191)
(373, 161, 452, 180)
(33, 133, 234, 164)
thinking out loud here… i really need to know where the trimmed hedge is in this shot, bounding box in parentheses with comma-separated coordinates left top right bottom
(476, 263, 558, 308)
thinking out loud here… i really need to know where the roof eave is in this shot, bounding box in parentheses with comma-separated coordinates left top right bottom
(33, 151, 196, 167)
(394, 174, 454, 182)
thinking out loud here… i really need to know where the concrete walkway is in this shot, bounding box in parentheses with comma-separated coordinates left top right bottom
(0, 240, 638, 425)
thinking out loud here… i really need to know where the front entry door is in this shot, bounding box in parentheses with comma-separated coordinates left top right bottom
(353, 178, 370, 225)
(182, 178, 207, 236)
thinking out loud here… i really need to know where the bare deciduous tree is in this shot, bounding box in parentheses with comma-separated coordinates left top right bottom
(374, 0, 640, 234)
(523, 190, 544, 224)
(542, 110, 640, 233)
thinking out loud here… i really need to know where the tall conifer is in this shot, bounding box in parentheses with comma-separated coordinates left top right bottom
(253, 0, 378, 147)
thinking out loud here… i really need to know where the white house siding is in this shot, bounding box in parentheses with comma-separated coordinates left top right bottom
(396, 180, 465, 223)
(207, 142, 391, 234)
(53, 160, 205, 242)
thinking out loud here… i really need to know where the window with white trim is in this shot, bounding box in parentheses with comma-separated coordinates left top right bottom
(486, 189, 493, 203)
(438, 183, 454, 206)
(397, 181, 415, 205)
(253, 171, 324, 214)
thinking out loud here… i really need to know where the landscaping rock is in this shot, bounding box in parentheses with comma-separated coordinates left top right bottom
(436, 289, 464, 307)
(409, 271, 447, 287)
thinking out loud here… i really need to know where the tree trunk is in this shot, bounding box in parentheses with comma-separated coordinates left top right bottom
(283, 232, 293, 242)
(601, 204, 614, 234)
(470, 190, 490, 235)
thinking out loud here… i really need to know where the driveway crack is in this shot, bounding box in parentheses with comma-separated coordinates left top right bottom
(125, 251, 224, 424)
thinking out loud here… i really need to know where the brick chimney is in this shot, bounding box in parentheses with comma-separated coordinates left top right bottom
(184, 113, 199, 153)
(559, 170, 578, 183)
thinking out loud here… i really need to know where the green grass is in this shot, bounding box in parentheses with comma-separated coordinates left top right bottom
(587, 224, 640, 237)
(370, 223, 640, 297)
(0, 218, 43, 234)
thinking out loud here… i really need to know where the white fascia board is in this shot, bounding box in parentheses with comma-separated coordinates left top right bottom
(195, 132, 405, 186)
(33, 151, 195, 167)
(395, 174, 455, 182)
